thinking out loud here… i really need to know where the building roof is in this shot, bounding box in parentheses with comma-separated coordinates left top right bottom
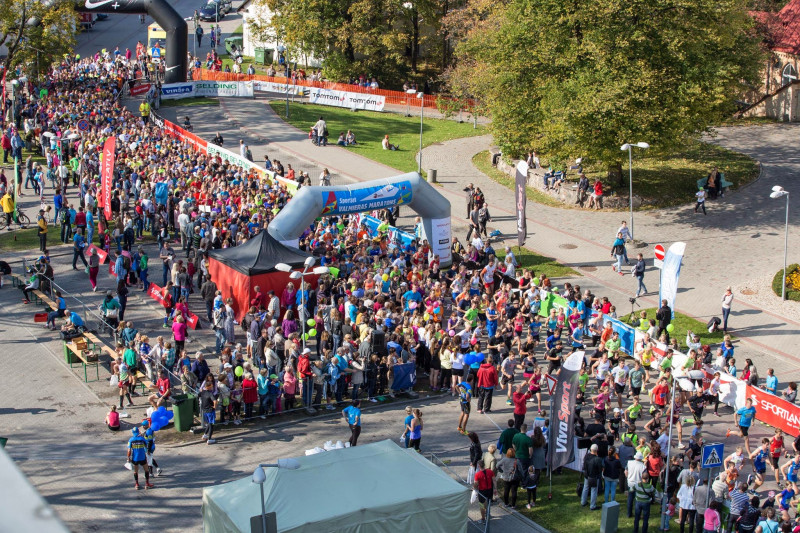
(753, 0, 800, 55)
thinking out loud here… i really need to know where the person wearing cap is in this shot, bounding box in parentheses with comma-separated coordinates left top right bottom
(141, 420, 162, 478)
(581, 443, 603, 510)
(126, 427, 153, 490)
(626, 451, 647, 518)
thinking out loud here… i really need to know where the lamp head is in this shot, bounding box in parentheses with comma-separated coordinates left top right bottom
(620, 143, 631, 151)
(313, 266, 330, 275)
(274, 263, 291, 273)
(277, 458, 301, 470)
(252, 466, 266, 484)
(772, 185, 785, 193)
(771, 190, 789, 199)
(304, 256, 316, 268)
(635, 142, 650, 149)
(289, 271, 302, 280)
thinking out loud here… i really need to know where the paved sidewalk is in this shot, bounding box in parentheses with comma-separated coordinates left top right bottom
(193, 97, 799, 377)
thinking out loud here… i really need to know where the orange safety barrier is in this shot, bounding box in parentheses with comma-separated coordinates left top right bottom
(191, 69, 473, 110)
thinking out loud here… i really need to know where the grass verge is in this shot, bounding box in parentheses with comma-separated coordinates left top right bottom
(495, 246, 578, 280)
(269, 101, 485, 174)
(160, 97, 219, 108)
(620, 308, 734, 349)
(472, 151, 563, 208)
(0, 226, 42, 251)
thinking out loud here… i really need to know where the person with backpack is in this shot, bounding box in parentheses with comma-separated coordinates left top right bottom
(498, 448, 523, 508)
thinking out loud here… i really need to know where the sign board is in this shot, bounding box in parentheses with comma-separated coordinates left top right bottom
(653, 244, 665, 269)
(544, 373, 558, 395)
(77, 119, 89, 131)
(161, 82, 195, 100)
(130, 83, 151, 97)
(194, 81, 254, 98)
(307, 87, 386, 112)
(701, 443, 724, 469)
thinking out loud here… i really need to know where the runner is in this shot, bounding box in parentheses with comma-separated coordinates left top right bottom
(126, 427, 153, 490)
(749, 438, 770, 493)
(141, 420, 162, 477)
(726, 398, 757, 455)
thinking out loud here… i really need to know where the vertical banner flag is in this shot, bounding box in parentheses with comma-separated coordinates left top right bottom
(548, 350, 584, 470)
(515, 160, 528, 247)
(101, 137, 116, 221)
(658, 242, 686, 320)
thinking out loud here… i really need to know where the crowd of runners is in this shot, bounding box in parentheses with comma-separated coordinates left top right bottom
(6, 48, 798, 533)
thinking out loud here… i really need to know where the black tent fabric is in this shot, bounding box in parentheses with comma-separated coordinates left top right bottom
(208, 231, 312, 275)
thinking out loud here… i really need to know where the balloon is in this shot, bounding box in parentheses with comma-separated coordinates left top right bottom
(434, 307, 441, 314)
(533, 278, 540, 286)
(235, 366, 244, 377)
(448, 329, 455, 337)
(423, 313, 430, 321)
(382, 274, 389, 281)
(308, 328, 317, 336)
(409, 302, 417, 310)
(666, 324, 675, 333)
(307, 318, 316, 327)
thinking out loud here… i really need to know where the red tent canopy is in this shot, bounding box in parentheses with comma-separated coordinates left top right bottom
(207, 232, 317, 321)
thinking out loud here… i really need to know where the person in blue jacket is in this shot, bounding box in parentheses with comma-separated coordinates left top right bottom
(127, 427, 153, 490)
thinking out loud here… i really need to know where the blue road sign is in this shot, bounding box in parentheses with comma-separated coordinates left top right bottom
(701, 443, 724, 469)
(77, 119, 89, 131)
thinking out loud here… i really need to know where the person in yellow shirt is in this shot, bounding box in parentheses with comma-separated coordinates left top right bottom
(0, 191, 14, 230)
(37, 208, 48, 251)
(139, 99, 151, 124)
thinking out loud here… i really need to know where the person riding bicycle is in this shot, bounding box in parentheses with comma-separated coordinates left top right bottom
(100, 290, 121, 331)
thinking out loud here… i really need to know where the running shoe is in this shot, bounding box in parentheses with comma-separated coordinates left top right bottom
(145, 482, 154, 489)
(156, 468, 162, 477)
(726, 429, 732, 438)
(506, 400, 512, 406)
(134, 483, 140, 490)
(207, 439, 216, 444)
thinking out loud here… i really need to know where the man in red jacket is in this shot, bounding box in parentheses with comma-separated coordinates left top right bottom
(298, 348, 314, 413)
(512, 383, 532, 430)
(476, 359, 498, 414)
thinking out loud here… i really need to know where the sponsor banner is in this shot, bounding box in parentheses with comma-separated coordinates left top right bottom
(515, 160, 528, 247)
(429, 217, 452, 266)
(86, 244, 108, 264)
(101, 137, 115, 221)
(747, 384, 800, 437)
(194, 81, 254, 98)
(548, 350, 584, 470)
(357, 214, 415, 249)
(659, 242, 686, 320)
(108, 261, 117, 278)
(148, 283, 199, 329)
(150, 111, 165, 129)
(308, 87, 386, 112)
(600, 314, 636, 355)
(130, 83, 151, 96)
(161, 82, 195, 100)
(320, 181, 412, 216)
(253, 80, 303, 95)
(390, 362, 416, 390)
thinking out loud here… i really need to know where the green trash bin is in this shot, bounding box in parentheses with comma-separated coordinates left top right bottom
(254, 47, 266, 65)
(172, 393, 196, 432)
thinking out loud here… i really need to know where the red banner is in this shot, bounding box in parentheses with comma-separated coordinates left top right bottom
(147, 283, 199, 330)
(129, 83, 151, 96)
(747, 384, 800, 437)
(101, 137, 115, 221)
(86, 244, 108, 264)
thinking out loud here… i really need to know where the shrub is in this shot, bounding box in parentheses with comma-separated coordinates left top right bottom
(772, 263, 800, 301)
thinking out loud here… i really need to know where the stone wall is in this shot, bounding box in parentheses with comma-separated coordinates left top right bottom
(490, 150, 643, 209)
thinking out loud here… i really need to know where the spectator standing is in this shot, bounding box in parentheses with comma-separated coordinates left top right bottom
(676, 476, 696, 533)
(582, 443, 604, 510)
(626, 451, 646, 518)
(721, 287, 733, 333)
(634, 253, 648, 297)
(632, 472, 657, 533)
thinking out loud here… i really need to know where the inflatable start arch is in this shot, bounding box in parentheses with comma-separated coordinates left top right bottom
(268, 173, 453, 267)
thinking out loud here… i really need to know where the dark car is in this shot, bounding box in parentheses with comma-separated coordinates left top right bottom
(198, 0, 232, 21)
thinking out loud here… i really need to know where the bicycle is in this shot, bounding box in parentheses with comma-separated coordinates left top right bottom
(0, 209, 31, 230)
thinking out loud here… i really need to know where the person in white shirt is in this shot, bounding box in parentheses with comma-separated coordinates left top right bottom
(694, 188, 706, 215)
(625, 452, 646, 518)
(721, 287, 733, 333)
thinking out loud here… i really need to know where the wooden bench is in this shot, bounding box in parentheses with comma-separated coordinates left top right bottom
(83, 331, 118, 362)
(8, 273, 25, 288)
(696, 172, 733, 192)
(134, 370, 158, 396)
(32, 289, 57, 311)
(63, 338, 100, 383)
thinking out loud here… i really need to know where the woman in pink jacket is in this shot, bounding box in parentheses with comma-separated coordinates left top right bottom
(172, 315, 187, 355)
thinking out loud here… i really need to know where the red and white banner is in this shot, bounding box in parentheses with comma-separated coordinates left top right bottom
(101, 136, 115, 220)
(747, 384, 800, 437)
(147, 283, 199, 330)
(108, 261, 117, 278)
(86, 244, 108, 264)
(129, 83, 151, 97)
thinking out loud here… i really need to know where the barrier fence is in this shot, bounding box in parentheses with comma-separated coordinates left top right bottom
(191, 69, 475, 111)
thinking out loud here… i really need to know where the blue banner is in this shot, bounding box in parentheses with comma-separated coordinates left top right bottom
(601, 315, 636, 355)
(356, 214, 415, 249)
(321, 181, 413, 215)
(154, 182, 169, 206)
(391, 362, 416, 390)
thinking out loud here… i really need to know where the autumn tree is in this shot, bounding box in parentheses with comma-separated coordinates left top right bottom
(446, 0, 765, 178)
(0, 0, 78, 77)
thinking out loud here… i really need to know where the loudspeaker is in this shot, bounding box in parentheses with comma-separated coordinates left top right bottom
(371, 330, 387, 356)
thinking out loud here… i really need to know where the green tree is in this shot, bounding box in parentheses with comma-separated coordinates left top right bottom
(0, 0, 77, 77)
(446, 0, 765, 179)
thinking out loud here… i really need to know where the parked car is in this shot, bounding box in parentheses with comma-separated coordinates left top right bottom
(198, 0, 232, 21)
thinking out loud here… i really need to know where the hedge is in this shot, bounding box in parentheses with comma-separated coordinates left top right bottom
(772, 263, 800, 301)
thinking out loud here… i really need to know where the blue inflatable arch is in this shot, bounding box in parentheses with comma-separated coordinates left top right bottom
(268, 172, 453, 266)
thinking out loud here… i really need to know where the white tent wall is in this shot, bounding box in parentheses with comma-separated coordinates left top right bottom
(202, 440, 468, 533)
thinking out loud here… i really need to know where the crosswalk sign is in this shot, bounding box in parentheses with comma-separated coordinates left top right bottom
(701, 443, 724, 469)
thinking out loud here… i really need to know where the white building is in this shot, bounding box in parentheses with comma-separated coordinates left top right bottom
(238, 0, 321, 67)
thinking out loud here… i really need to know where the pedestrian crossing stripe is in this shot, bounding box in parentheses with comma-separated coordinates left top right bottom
(703, 448, 721, 467)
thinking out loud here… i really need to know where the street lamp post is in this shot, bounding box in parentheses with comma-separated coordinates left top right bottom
(771, 185, 790, 300)
(274, 257, 329, 349)
(252, 459, 301, 533)
(417, 91, 424, 174)
(620, 142, 650, 241)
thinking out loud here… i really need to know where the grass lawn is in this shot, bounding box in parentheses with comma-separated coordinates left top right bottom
(514, 469, 645, 532)
(568, 140, 758, 209)
(495, 246, 578, 280)
(218, 54, 271, 76)
(620, 307, 734, 349)
(160, 97, 219, 108)
(269, 101, 485, 174)
(472, 151, 563, 208)
(0, 226, 42, 252)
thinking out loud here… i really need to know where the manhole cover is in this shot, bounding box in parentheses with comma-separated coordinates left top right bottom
(559, 243, 578, 249)
(579, 265, 597, 272)
(741, 288, 756, 295)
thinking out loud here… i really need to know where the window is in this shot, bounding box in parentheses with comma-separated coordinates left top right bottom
(782, 63, 797, 86)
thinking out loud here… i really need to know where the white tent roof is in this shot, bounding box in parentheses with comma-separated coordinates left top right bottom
(202, 440, 469, 533)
